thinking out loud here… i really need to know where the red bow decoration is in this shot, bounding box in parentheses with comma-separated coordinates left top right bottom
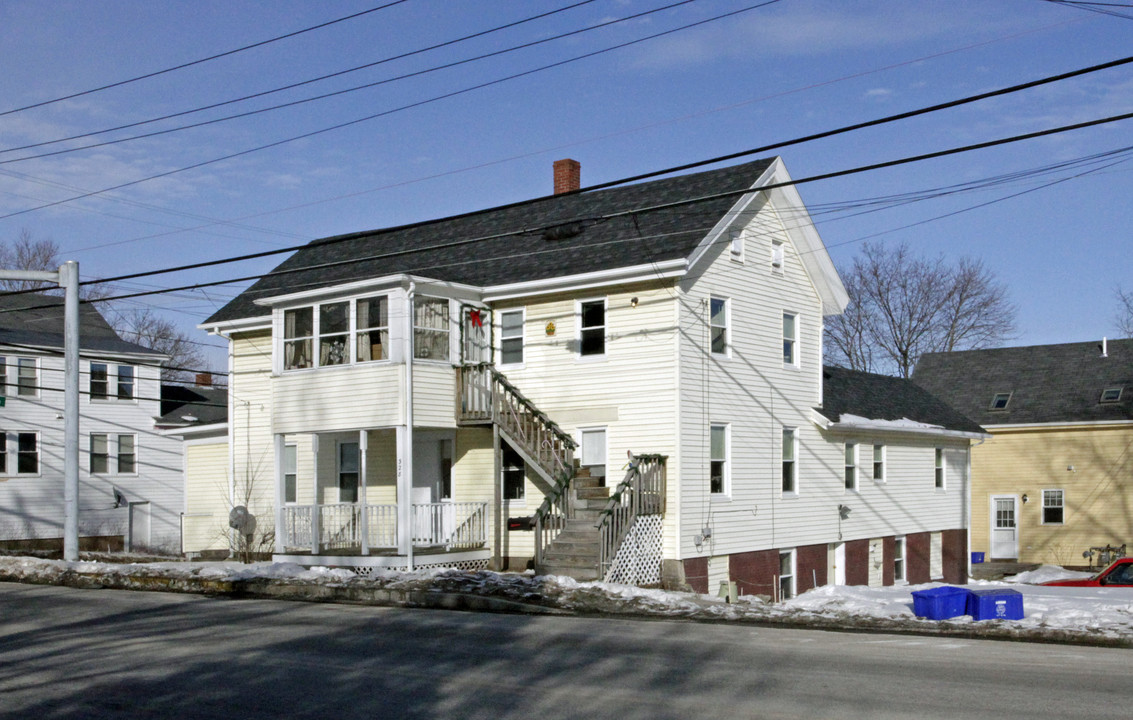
(469, 309, 483, 328)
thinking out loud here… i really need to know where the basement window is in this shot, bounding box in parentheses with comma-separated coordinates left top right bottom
(1100, 387, 1123, 403)
(989, 392, 1012, 411)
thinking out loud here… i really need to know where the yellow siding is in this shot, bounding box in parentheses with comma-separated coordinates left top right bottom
(230, 330, 276, 536)
(971, 424, 1133, 564)
(182, 441, 230, 553)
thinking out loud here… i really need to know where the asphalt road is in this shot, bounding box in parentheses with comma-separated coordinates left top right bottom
(0, 582, 1127, 720)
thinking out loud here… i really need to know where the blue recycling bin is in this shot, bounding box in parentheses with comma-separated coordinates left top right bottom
(971, 552, 985, 564)
(912, 586, 971, 620)
(967, 588, 1024, 620)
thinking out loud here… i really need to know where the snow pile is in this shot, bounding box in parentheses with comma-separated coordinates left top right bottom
(2, 556, 1130, 642)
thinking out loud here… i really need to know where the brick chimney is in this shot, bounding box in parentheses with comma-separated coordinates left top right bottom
(553, 158, 580, 194)
(195, 372, 213, 387)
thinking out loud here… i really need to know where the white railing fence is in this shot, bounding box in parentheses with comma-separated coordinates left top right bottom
(281, 502, 487, 553)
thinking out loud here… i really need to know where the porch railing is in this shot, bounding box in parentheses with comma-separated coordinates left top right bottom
(597, 454, 667, 582)
(281, 502, 487, 554)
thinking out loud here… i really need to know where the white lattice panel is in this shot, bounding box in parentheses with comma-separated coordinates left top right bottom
(604, 515, 664, 586)
(347, 558, 489, 576)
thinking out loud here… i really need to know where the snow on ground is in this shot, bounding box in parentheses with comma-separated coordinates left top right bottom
(2, 556, 1130, 642)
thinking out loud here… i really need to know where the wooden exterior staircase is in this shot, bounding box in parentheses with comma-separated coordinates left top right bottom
(458, 363, 666, 584)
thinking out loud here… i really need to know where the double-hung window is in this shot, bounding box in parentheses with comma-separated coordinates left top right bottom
(318, 302, 349, 366)
(844, 443, 858, 491)
(935, 448, 945, 489)
(499, 310, 524, 365)
(414, 297, 450, 361)
(338, 442, 360, 503)
(284, 308, 314, 370)
(579, 299, 606, 357)
(782, 428, 797, 493)
(710, 297, 728, 356)
(0, 432, 39, 474)
(771, 240, 784, 270)
(90, 363, 136, 401)
(779, 550, 796, 600)
(872, 444, 886, 482)
(355, 296, 388, 362)
(894, 537, 906, 582)
(782, 313, 798, 366)
(89, 433, 137, 474)
(17, 358, 37, 396)
(1042, 489, 1064, 524)
(710, 424, 729, 495)
(284, 444, 298, 503)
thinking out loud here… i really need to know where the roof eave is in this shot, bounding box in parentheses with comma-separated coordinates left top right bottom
(482, 259, 687, 302)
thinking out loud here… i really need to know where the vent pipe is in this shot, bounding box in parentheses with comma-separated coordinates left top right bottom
(1101, 337, 1108, 358)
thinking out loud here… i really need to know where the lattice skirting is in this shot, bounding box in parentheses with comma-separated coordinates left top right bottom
(349, 558, 489, 576)
(604, 515, 664, 586)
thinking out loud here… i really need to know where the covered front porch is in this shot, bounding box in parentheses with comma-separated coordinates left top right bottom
(270, 426, 495, 570)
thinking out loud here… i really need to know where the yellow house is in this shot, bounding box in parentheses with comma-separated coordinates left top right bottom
(914, 339, 1132, 567)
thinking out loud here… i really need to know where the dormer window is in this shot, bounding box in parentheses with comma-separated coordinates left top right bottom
(990, 392, 1011, 410)
(1100, 387, 1123, 403)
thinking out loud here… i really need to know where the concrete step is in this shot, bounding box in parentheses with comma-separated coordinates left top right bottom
(576, 486, 610, 501)
(538, 564, 599, 581)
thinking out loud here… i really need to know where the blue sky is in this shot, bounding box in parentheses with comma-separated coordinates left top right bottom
(0, 0, 1130, 373)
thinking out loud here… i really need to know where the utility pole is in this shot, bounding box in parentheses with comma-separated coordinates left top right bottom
(0, 262, 80, 560)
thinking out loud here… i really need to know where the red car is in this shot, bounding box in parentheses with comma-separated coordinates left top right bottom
(1041, 558, 1133, 587)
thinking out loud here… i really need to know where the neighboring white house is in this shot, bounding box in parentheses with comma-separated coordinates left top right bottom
(199, 157, 985, 593)
(0, 293, 183, 552)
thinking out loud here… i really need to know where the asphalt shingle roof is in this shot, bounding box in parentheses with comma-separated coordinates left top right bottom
(0, 293, 161, 355)
(822, 365, 985, 435)
(912, 339, 1133, 425)
(158, 384, 228, 427)
(206, 158, 777, 324)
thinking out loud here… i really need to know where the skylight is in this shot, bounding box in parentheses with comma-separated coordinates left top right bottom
(990, 392, 1011, 410)
(1100, 387, 1123, 403)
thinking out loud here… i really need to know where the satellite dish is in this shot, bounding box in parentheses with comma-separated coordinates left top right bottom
(229, 506, 257, 535)
(112, 488, 128, 508)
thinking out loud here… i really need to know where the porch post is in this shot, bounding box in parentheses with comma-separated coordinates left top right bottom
(493, 424, 502, 571)
(273, 434, 284, 554)
(359, 429, 369, 555)
(310, 435, 320, 555)
(400, 282, 416, 570)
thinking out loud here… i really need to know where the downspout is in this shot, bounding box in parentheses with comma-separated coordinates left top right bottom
(405, 282, 416, 571)
(966, 436, 986, 580)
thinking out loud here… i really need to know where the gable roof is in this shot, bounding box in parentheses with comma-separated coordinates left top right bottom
(207, 157, 846, 325)
(0, 292, 163, 356)
(912, 339, 1133, 426)
(821, 365, 985, 436)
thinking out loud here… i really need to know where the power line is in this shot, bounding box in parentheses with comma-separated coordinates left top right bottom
(0, 0, 779, 223)
(56, 108, 1133, 309)
(35, 53, 1128, 291)
(0, 1, 410, 118)
(0, 0, 606, 158)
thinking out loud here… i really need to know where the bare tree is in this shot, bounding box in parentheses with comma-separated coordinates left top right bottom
(1, 229, 209, 379)
(825, 241, 1017, 378)
(1116, 287, 1133, 337)
(112, 307, 207, 382)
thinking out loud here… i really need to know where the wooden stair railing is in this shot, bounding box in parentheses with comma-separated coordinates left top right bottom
(596, 453, 667, 582)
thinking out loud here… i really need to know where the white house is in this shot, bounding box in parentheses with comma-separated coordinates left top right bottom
(200, 157, 984, 593)
(0, 293, 184, 552)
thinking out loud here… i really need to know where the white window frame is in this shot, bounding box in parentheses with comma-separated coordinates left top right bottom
(710, 423, 730, 497)
(844, 442, 858, 492)
(894, 536, 906, 583)
(413, 296, 451, 363)
(337, 441, 360, 503)
(709, 296, 729, 357)
(498, 308, 525, 367)
(729, 228, 744, 262)
(283, 444, 298, 504)
(782, 427, 797, 495)
(771, 240, 785, 271)
(88, 362, 137, 403)
(579, 426, 608, 485)
(782, 312, 798, 367)
(577, 297, 607, 360)
(935, 448, 945, 490)
(1042, 489, 1064, 525)
(0, 431, 40, 475)
(12, 357, 38, 397)
(872, 444, 886, 483)
(778, 549, 796, 601)
(89, 433, 138, 475)
(1100, 387, 1122, 403)
(283, 306, 315, 370)
(355, 295, 389, 364)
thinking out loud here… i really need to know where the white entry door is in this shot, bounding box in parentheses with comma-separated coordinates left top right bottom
(990, 496, 1018, 559)
(828, 543, 846, 586)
